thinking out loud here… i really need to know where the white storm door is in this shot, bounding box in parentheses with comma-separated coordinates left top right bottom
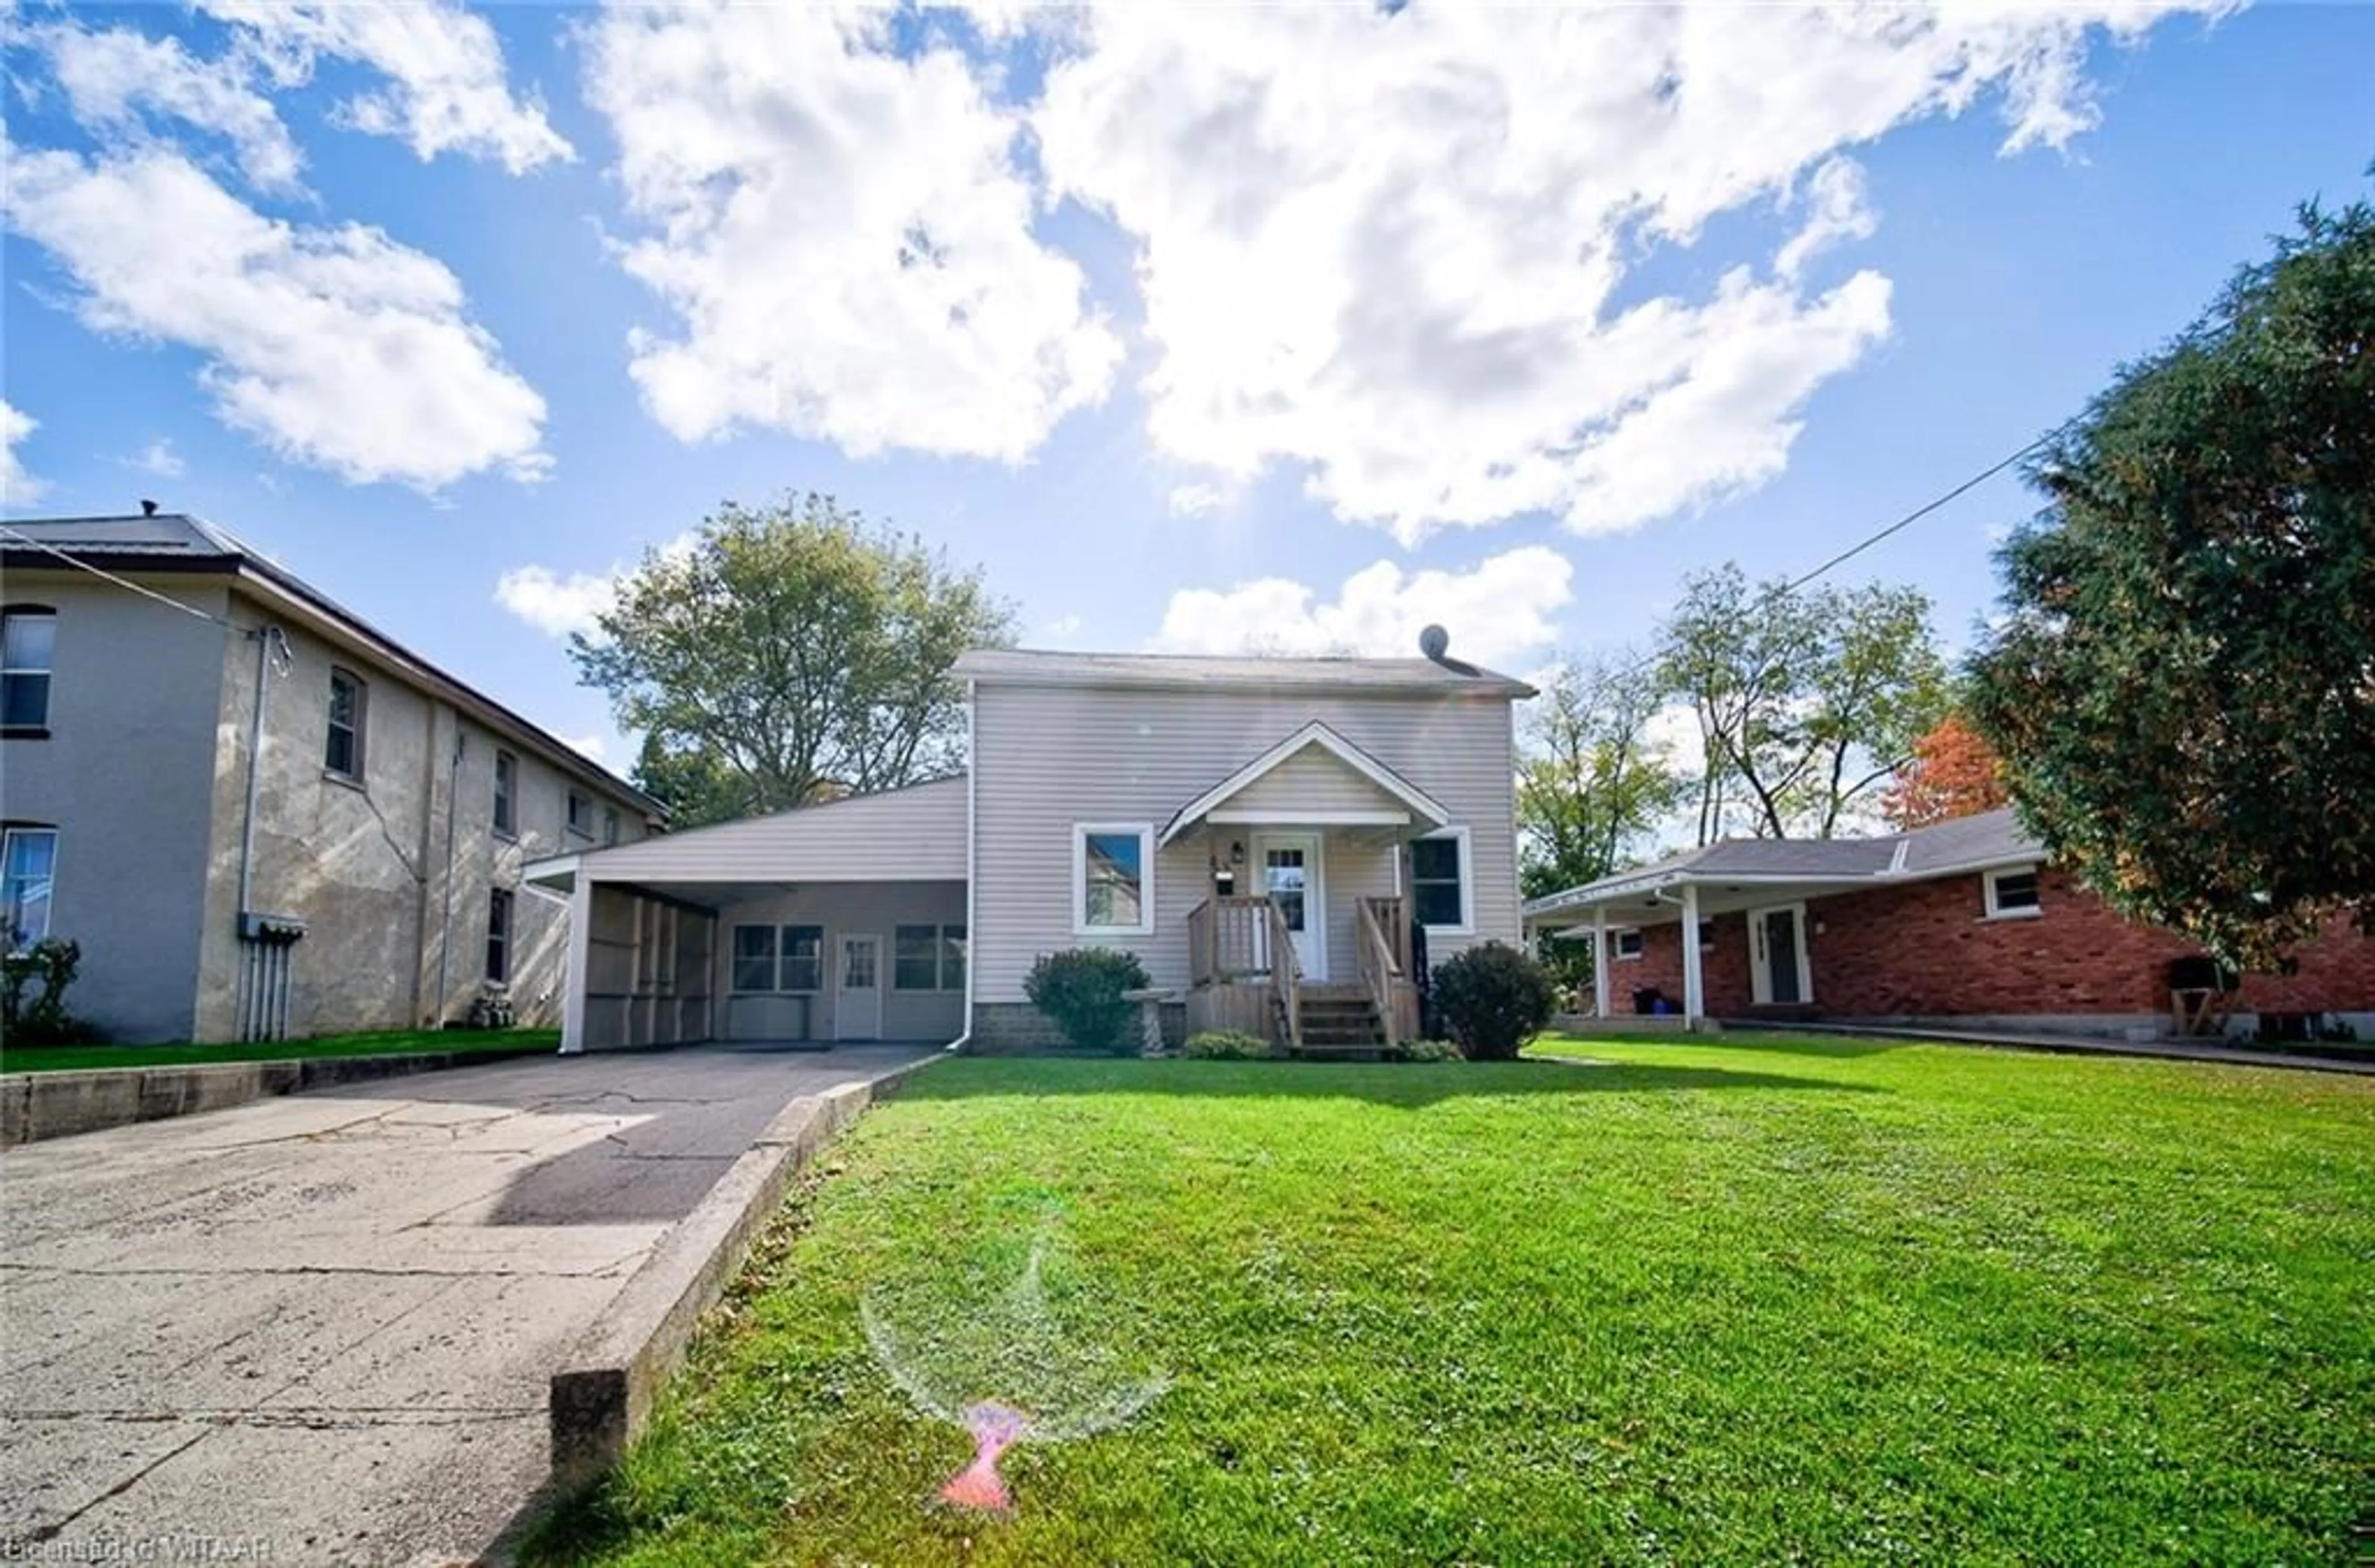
(1253, 832, 1327, 981)
(836, 934, 883, 1040)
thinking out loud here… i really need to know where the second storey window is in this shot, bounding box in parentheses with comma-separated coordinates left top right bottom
(485, 888, 513, 983)
(2, 607, 56, 732)
(493, 751, 518, 836)
(324, 669, 366, 779)
(1411, 826, 1473, 933)
(603, 807, 620, 847)
(2, 826, 58, 948)
(1074, 824, 1153, 935)
(567, 789, 593, 838)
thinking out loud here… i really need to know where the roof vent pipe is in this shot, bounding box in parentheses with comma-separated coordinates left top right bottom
(1418, 623, 1480, 677)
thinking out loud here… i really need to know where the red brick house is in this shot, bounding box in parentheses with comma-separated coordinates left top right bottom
(1522, 808, 2374, 1041)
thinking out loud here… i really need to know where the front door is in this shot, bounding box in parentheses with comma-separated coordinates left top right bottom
(1751, 905, 1810, 1006)
(836, 934, 882, 1040)
(1253, 832, 1326, 981)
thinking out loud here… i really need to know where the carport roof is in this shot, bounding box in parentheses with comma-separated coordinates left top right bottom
(526, 776, 967, 894)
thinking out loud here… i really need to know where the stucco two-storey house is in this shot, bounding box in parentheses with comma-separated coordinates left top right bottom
(528, 645, 1534, 1053)
(1, 513, 660, 1043)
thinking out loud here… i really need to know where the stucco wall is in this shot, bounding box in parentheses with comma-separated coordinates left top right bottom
(1615, 870, 2375, 1027)
(193, 591, 652, 1040)
(0, 575, 233, 1042)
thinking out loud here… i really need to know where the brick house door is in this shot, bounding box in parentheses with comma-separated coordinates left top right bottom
(1752, 904, 1812, 1006)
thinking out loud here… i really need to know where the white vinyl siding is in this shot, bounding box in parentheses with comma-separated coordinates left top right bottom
(566, 778, 966, 883)
(1215, 745, 1414, 820)
(972, 684, 1520, 1001)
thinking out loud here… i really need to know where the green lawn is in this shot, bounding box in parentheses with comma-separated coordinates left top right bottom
(530, 1036, 2374, 1565)
(0, 1027, 557, 1074)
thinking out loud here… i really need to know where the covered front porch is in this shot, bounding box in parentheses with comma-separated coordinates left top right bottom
(1163, 723, 1447, 1053)
(1526, 868, 1869, 1027)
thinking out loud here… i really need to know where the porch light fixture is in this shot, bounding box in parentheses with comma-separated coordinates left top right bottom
(1230, 839, 1246, 866)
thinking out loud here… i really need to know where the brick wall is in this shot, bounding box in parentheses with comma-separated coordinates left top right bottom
(1604, 870, 2373, 1021)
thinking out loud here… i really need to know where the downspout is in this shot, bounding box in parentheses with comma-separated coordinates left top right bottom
(235, 626, 282, 922)
(431, 727, 463, 1026)
(949, 675, 978, 1055)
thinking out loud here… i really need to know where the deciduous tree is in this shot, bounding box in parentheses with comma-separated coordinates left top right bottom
(1967, 195, 2374, 970)
(1881, 714, 2009, 829)
(1659, 563, 1948, 841)
(574, 495, 1016, 828)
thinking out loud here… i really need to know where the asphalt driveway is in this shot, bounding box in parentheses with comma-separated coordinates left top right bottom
(0, 1041, 938, 1565)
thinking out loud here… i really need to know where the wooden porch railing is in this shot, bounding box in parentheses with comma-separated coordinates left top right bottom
(1267, 897, 1301, 1050)
(1188, 896, 1276, 985)
(1356, 896, 1406, 1050)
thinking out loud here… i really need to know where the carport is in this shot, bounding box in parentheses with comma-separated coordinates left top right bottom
(524, 778, 969, 1053)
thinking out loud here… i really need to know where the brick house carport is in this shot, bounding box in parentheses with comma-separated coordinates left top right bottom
(524, 779, 969, 1053)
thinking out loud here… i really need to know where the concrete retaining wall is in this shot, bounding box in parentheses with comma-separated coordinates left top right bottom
(0, 1047, 550, 1147)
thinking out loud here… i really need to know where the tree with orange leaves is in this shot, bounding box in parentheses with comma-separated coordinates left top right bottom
(1881, 714, 2008, 830)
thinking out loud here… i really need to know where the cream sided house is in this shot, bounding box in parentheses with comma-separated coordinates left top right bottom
(1, 512, 661, 1043)
(526, 643, 1534, 1054)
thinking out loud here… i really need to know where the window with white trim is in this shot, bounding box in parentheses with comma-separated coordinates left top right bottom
(1410, 826, 1472, 932)
(324, 668, 366, 779)
(1612, 927, 1645, 961)
(2, 607, 56, 732)
(2, 826, 59, 949)
(1074, 824, 1153, 934)
(1983, 867, 2043, 919)
(894, 923, 967, 992)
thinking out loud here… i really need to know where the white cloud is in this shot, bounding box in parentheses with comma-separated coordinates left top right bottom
(560, 732, 609, 764)
(495, 531, 699, 640)
(583, 3, 1120, 461)
(122, 437, 187, 479)
(35, 22, 305, 195)
(1151, 544, 1575, 669)
(2, 401, 47, 505)
(197, 0, 572, 173)
(494, 563, 616, 638)
(1043, 614, 1082, 639)
(1030, 1, 2218, 542)
(2, 145, 550, 489)
(1776, 159, 1878, 283)
(1166, 483, 1232, 519)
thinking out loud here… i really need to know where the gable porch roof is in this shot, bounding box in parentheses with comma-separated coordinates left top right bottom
(1158, 721, 1452, 846)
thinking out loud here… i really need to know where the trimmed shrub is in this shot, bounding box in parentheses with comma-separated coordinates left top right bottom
(1024, 948, 1152, 1055)
(1184, 1029, 1272, 1060)
(1432, 941, 1556, 1061)
(1390, 1037, 1464, 1063)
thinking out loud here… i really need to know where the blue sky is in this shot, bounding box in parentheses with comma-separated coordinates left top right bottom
(3, 1, 2368, 769)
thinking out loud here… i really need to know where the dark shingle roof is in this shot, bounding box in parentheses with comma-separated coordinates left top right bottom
(1523, 807, 2043, 917)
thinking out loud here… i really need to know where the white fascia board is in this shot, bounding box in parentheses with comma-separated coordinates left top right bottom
(1158, 721, 1450, 846)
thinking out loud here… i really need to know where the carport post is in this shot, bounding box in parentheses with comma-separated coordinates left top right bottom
(1680, 883, 1705, 1027)
(561, 875, 592, 1055)
(1592, 908, 1610, 1019)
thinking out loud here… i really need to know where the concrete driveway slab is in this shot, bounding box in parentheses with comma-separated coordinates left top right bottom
(0, 1041, 936, 1564)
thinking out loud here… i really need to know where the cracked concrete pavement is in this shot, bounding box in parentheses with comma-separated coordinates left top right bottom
(0, 1042, 939, 1565)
